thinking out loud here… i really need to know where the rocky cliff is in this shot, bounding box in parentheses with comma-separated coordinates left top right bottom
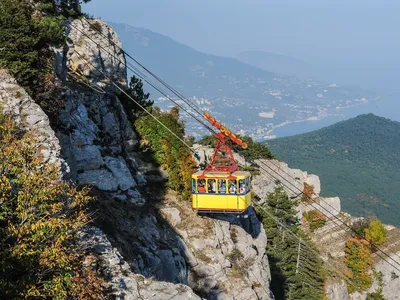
(3, 15, 399, 300)
(0, 18, 272, 299)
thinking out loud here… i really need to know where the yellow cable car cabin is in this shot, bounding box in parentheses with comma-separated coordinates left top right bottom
(191, 113, 253, 214)
(192, 171, 252, 213)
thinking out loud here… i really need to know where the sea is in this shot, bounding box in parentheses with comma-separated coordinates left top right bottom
(271, 92, 399, 138)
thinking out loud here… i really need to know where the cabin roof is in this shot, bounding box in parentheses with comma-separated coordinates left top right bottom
(192, 171, 250, 178)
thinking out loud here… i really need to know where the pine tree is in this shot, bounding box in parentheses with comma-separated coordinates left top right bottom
(118, 75, 154, 120)
(256, 186, 325, 300)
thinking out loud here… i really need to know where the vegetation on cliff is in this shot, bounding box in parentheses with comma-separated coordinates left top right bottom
(344, 238, 373, 292)
(0, 0, 91, 117)
(0, 112, 104, 298)
(267, 114, 400, 226)
(256, 187, 325, 299)
(119, 76, 196, 199)
(345, 218, 387, 292)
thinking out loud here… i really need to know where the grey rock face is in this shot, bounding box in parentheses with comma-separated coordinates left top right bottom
(162, 199, 272, 300)
(79, 226, 201, 300)
(55, 19, 140, 195)
(299, 196, 341, 218)
(75, 145, 104, 170)
(253, 158, 318, 200)
(161, 208, 182, 226)
(104, 156, 137, 191)
(78, 169, 119, 191)
(325, 281, 349, 300)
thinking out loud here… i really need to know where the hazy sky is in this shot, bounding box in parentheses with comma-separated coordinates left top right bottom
(84, 0, 400, 90)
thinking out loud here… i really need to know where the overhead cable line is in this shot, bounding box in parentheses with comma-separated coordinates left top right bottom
(71, 51, 194, 151)
(68, 48, 277, 297)
(252, 158, 400, 270)
(69, 18, 400, 273)
(251, 201, 362, 293)
(80, 18, 207, 119)
(67, 42, 391, 292)
(72, 19, 215, 135)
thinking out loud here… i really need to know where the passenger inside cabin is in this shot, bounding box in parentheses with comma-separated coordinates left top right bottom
(239, 179, 246, 194)
(229, 184, 236, 194)
(208, 179, 216, 193)
(198, 185, 206, 193)
(197, 179, 206, 193)
(219, 180, 226, 193)
(228, 179, 237, 194)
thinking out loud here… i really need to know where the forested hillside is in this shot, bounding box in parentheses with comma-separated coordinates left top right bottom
(266, 114, 400, 226)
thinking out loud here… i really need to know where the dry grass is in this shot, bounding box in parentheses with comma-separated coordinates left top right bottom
(193, 249, 212, 264)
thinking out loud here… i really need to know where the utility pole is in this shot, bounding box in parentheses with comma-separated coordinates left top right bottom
(295, 239, 301, 274)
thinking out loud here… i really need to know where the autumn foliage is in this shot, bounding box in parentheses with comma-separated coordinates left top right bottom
(301, 182, 315, 203)
(303, 210, 327, 232)
(364, 219, 387, 246)
(0, 113, 104, 298)
(344, 238, 373, 292)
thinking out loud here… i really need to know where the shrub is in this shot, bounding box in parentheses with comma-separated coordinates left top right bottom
(344, 237, 373, 292)
(351, 218, 371, 238)
(0, 113, 104, 298)
(364, 219, 387, 246)
(303, 210, 327, 232)
(89, 20, 103, 32)
(301, 182, 315, 203)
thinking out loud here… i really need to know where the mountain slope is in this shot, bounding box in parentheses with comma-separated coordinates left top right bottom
(109, 22, 274, 95)
(109, 22, 376, 140)
(236, 50, 314, 79)
(266, 114, 400, 225)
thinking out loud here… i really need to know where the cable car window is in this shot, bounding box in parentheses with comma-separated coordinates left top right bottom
(192, 179, 196, 193)
(228, 179, 237, 194)
(208, 179, 216, 193)
(246, 177, 251, 192)
(218, 179, 226, 194)
(239, 179, 246, 194)
(197, 179, 206, 193)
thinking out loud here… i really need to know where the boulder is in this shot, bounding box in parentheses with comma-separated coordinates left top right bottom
(161, 207, 182, 226)
(75, 145, 104, 171)
(104, 156, 137, 191)
(78, 169, 119, 191)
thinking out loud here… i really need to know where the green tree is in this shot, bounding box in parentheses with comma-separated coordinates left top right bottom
(364, 219, 387, 245)
(256, 187, 325, 300)
(0, 112, 104, 298)
(0, 0, 70, 118)
(118, 75, 154, 119)
(135, 106, 196, 199)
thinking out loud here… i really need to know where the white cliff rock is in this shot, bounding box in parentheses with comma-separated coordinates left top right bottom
(0, 70, 66, 171)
